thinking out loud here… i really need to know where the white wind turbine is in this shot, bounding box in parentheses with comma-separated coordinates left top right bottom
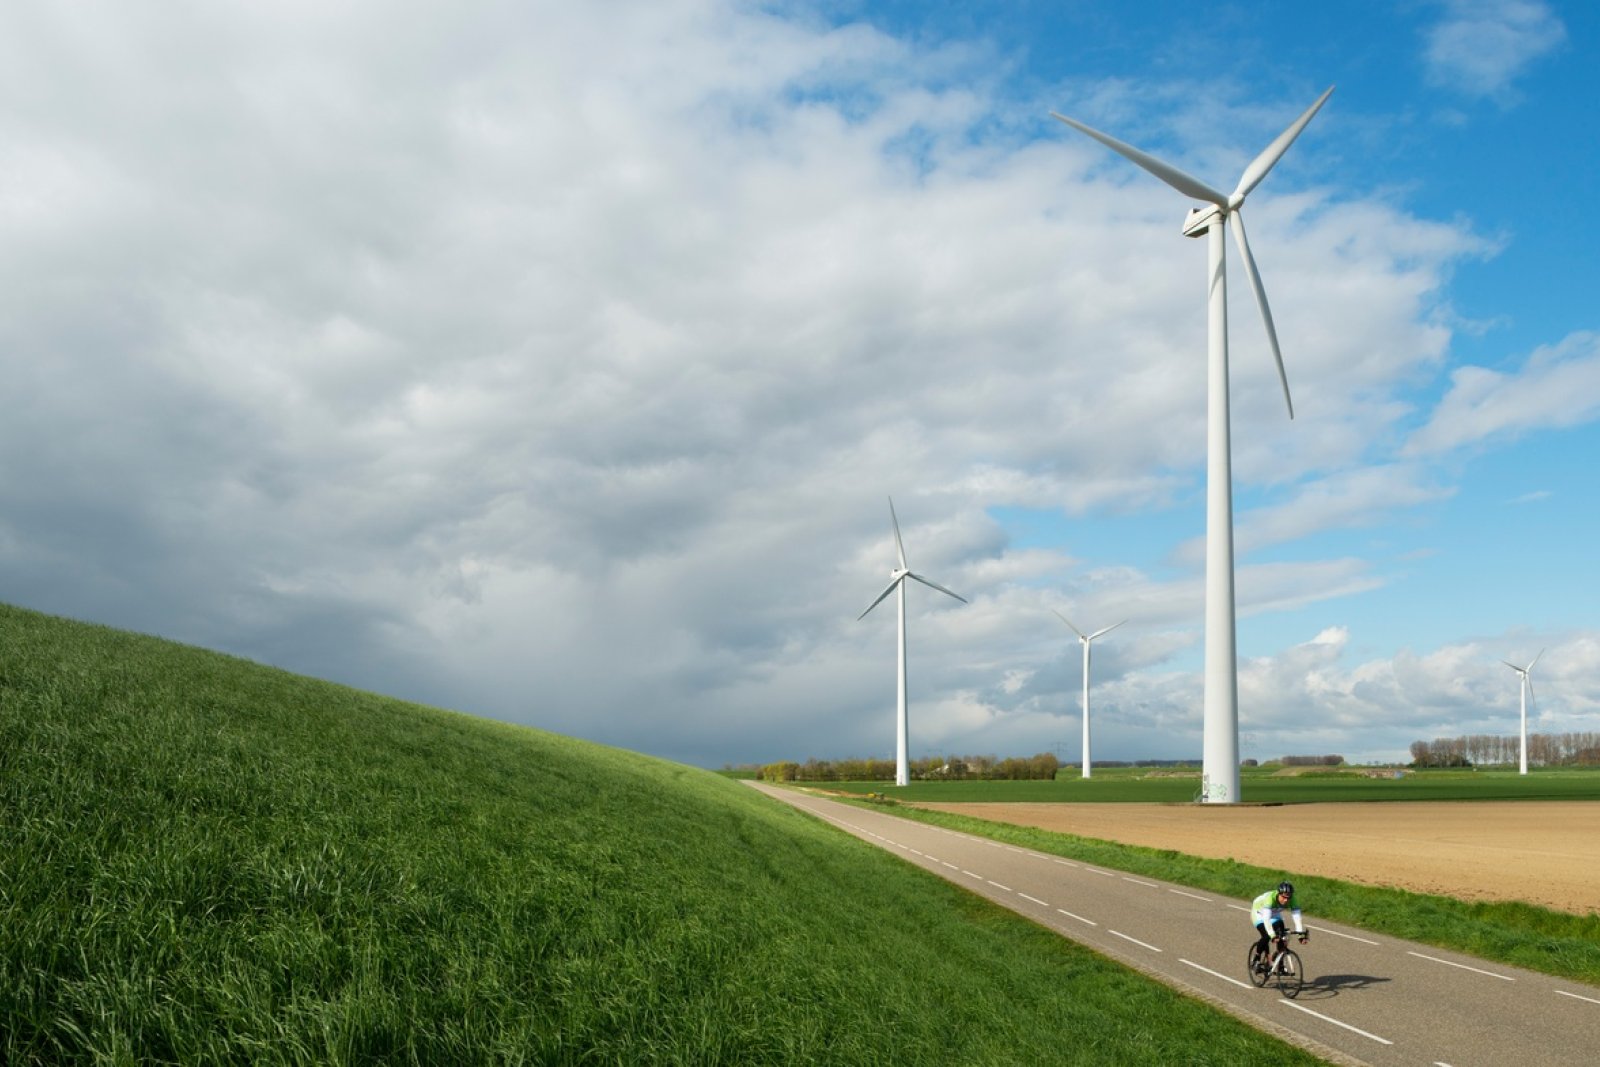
(1502, 650, 1543, 776)
(858, 497, 967, 787)
(1051, 86, 1334, 804)
(1055, 612, 1126, 779)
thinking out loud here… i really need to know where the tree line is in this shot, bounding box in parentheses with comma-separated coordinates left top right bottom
(759, 753, 1062, 782)
(1409, 732, 1600, 768)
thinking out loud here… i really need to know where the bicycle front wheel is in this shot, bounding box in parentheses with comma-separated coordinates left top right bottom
(1276, 949, 1303, 998)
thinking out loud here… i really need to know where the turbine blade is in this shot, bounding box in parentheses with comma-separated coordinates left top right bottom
(1229, 86, 1334, 206)
(1050, 112, 1228, 208)
(1053, 610, 1087, 639)
(1529, 648, 1544, 671)
(1230, 209, 1295, 419)
(1090, 619, 1128, 641)
(907, 572, 967, 604)
(857, 578, 902, 621)
(1501, 660, 1526, 675)
(888, 496, 907, 570)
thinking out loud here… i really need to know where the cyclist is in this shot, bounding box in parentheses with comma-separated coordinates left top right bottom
(1251, 880, 1307, 970)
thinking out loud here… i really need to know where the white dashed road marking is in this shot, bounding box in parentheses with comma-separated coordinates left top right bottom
(1406, 952, 1515, 981)
(1179, 959, 1251, 989)
(1280, 1001, 1393, 1045)
(1108, 930, 1162, 952)
(1309, 926, 1379, 945)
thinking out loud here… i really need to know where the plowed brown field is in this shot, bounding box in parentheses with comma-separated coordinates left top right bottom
(912, 801, 1600, 914)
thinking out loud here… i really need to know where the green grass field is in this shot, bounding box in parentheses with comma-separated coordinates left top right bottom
(812, 765, 1600, 804)
(1, 603, 1324, 1065)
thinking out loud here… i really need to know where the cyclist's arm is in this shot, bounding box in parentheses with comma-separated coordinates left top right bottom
(1289, 907, 1304, 934)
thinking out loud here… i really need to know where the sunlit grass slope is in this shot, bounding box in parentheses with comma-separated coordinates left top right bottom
(0, 604, 1323, 1065)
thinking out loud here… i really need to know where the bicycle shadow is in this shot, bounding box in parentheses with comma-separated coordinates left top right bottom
(1294, 973, 1392, 1000)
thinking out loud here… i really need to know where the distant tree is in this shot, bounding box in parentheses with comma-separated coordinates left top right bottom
(761, 761, 799, 782)
(799, 758, 834, 781)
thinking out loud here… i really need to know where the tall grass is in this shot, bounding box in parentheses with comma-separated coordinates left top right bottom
(0, 604, 1323, 1065)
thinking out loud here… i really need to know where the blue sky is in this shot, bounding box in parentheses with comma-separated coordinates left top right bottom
(1, 0, 1596, 771)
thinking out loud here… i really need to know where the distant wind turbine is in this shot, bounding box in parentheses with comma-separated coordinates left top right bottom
(1051, 86, 1334, 804)
(1502, 650, 1543, 776)
(859, 497, 967, 787)
(1055, 612, 1126, 779)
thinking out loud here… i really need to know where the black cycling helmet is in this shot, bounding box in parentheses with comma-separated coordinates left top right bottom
(1277, 881, 1294, 896)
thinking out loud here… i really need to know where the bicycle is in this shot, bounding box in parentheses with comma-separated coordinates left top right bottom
(1246, 929, 1307, 998)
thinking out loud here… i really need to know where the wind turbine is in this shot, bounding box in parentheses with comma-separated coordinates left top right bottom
(1055, 612, 1126, 779)
(1051, 86, 1334, 804)
(1502, 650, 1543, 775)
(858, 497, 967, 787)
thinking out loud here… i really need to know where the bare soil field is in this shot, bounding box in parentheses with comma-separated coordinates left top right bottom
(913, 801, 1600, 914)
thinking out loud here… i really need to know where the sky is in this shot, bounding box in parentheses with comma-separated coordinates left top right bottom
(3, 0, 1598, 771)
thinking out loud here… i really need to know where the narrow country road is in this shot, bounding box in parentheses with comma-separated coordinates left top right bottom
(747, 782, 1600, 1067)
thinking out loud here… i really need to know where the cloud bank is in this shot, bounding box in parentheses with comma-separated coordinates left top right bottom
(1, 1, 1596, 770)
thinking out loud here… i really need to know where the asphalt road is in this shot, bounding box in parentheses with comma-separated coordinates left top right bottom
(746, 781, 1600, 1067)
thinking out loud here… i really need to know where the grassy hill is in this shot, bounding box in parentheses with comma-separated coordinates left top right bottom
(0, 602, 1324, 1065)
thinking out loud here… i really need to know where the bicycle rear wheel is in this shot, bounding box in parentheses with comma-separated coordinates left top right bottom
(1276, 949, 1303, 998)
(1246, 944, 1269, 987)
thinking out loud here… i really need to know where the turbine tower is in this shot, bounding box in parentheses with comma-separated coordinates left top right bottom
(859, 497, 967, 787)
(1055, 612, 1126, 779)
(1502, 650, 1543, 776)
(1051, 86, 1334, 804)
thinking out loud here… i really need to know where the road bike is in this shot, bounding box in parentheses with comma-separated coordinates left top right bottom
(1246, 930, 1306, 998)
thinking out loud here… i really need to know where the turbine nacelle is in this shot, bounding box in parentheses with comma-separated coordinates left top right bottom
(1182, 205, 1224, 239)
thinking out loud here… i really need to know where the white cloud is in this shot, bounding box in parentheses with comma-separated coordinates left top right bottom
(1422, 0, 1566, 103)
(1223, 466, 1455, 560)
(1403, 331, 1600, 456)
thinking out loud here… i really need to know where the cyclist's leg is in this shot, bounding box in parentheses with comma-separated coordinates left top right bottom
(1270, 918, 1287, 960)
(1253, 922, 1272, 960)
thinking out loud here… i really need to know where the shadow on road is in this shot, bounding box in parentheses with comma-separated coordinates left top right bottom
(1296, 973, 1392, 1000)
